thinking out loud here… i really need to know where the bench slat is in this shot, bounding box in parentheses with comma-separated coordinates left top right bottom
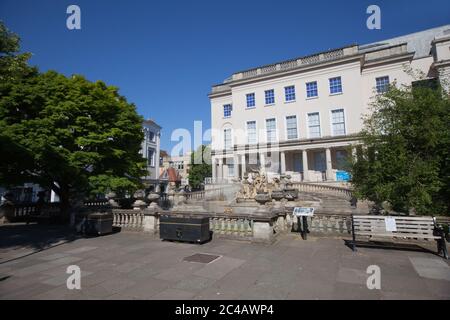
(353, 215, 434, 221)
(355, 232, 440, 240)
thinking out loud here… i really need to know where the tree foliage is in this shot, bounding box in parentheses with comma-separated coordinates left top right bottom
(350, 81, 450, 215)
(188, 145, 212, 190)
(0, 21, 146, 216)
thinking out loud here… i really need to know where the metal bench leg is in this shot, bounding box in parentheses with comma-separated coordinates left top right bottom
(351, 215, 356, 252)
(441, 237, 448, 260)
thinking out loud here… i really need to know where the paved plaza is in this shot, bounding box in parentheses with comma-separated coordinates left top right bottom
(0, 224, 449, 300)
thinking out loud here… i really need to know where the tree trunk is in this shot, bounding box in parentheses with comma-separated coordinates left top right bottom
(52, 183, 71, 224)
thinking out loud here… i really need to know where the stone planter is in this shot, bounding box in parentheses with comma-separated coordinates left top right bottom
(284, 188, 299, 201)
(255, 192, 271, 205)
(271, 189, 284, 201)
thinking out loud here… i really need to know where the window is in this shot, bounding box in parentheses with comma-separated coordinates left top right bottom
(284, 86, 296, 101)
(331, 109, 346, 136)
(329, 77, 342, 94)
(246, 93, 255, 108)
(148, 131, 155, 142)
(228, 160, 235, 177)
(266, 118, 277, 142)
(307, 112, 321, 138)
(246, 121, 257, 144)
(286, 115, 298, 140)
(265, 89, 275, 105)
(376, 76, 390, 93)
(335, 150, 348, 170)
(224, 129, 232, 149)
(147, 148, 155, 166)
(306, 81, 318, 98)
(223, 104, 232, 118)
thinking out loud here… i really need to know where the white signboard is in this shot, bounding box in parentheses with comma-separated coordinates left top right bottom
(384, 217, 397, 232)
(293, 207, 315, 217)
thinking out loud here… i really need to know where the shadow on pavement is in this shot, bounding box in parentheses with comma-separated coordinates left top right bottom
(343, 239, 442, 258)
(0, 223, 80, 264)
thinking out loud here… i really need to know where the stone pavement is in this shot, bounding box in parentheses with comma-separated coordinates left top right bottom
(0, 224, 449, 300)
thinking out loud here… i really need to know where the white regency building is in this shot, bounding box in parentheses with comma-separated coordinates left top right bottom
(209, 25, 450, 184)
(141, 119, 162, 190)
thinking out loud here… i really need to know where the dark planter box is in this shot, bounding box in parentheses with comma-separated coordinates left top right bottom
(85, 212, 113, 236)
(160, 214, 210, 243)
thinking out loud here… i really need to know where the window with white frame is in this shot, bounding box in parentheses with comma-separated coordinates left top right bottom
(265, 89, 275, 104)
(307, 112, 321, 138)
(306, 81, 318, 98)
(331, 109, 346, 136)
(223, 104, 232, 118)
(284, 86, 296, 101)
(329, 77, 342, 94)
(266, 118, 277, 142)
(376, 76, 390, 93)
(286, 115, 298, 140)
(246, 93, 255, 108)
(246, 121, 257, 144)
(147, 148, 155, 166)
(224, 128, 232, 149)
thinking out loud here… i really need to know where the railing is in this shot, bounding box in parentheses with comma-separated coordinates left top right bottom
(307, 213, 352, 234)
(84, 200, 110, 207)
(291, 182, 353, 199)
(185, 190, 205, 201)
(112, 209, 144, 231)
(7, 202, 61, 220)
(210, 216, 253, 238)
(11, 203, 38, 219)
(234, 48, 348, 82)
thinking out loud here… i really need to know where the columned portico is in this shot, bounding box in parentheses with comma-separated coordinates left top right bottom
(211, 139, 355, 184)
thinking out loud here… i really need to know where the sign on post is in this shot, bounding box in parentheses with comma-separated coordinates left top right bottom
(384, 217, 397, 232)
(293, 207, 315, 217)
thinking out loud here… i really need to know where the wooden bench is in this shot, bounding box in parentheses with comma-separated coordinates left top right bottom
(351, 215, 448, 259)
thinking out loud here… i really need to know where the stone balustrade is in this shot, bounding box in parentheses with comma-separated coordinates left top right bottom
(209, 216, 253, 239)
(112, 209, 145, 231)
(291, 182, 353, 199)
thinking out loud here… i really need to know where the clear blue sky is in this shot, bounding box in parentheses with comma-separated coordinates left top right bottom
(1, 0, 449, 152)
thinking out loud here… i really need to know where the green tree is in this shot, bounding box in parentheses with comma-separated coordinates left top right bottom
(0, 71, 147, 217)
(0, 21, 36, 82)
(188, 145, 212, 190)
(350, 81, 450, 215)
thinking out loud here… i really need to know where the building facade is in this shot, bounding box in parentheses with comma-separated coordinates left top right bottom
(141, 119, 162, 190)
(160, 151, 192, 186)
(209, 25, 450, 184)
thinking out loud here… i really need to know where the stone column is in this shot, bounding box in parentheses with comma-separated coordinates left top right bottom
(218, 158, 223, 182)
(241, 154, 246, 179)
(302, 150, 309, 181)
(325, 148, 333, 181)
(259, 153, 266, 173)
(233, 155, 239, 179)
(212, 157, 217, 183)
(280, 151, 286, 174)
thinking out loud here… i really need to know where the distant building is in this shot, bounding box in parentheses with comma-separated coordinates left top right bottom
(159, 150, 192, 186)
(141, 119, 162, 191)
(209, 25, 450, 184)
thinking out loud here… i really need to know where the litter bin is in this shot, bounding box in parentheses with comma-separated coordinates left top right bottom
(85, 212, 113, 236)
(160, 214, 210, 243)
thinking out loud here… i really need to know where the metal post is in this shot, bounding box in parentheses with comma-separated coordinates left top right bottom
(351, 214, 356, 252)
